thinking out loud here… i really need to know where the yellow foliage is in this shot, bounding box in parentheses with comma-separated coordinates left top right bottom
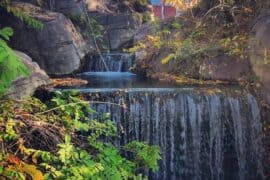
(2, 155, 44, 180)
(164, 0, 198, 9)
(146, 35, 161, 49)
(161, 53, 175, 64)
(22, 164, 44, 180)
(6, 155, 44, 180)
(125, 42, 146, 53)
(219, 34, 249, 59)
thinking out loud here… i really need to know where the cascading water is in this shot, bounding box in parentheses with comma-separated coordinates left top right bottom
(84, 88, 264, 180)
(79, 52, 166, 88)
(71, 52, 266, 179)
(86, 53, 134, 72)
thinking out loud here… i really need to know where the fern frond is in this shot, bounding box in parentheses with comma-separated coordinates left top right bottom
(0, 27, 30, 96)
(6, 6, 44, 30)
(0, 27, 13, 41)
(0, 0, 43, 30)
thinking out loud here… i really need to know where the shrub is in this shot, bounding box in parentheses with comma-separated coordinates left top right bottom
(0, 91, 161, 179)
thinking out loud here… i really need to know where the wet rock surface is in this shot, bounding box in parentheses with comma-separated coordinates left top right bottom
(7, 51, 51, 99)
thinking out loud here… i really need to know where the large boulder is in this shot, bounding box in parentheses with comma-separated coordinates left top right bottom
(55, 0, 110, 14)
(7, 2, 90, 75)
(7, 51, 51, 100)
(18, 0, 86, 14)
(250, 9, 270, 104)
(15, 0, 150, 52)
(85, 12, 143, 51)
(105, 13, 143, 50)
(199, 55, 252, 81)
(22, 0, 146, 51)
(20, 0, 110, 14)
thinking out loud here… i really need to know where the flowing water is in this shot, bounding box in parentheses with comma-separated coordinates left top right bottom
(85, 53, 134, 72)
(84, 88, 264, 180)
(69, 53, 265, 179)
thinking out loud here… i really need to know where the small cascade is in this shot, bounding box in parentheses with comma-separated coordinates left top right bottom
(86, 53, 134, 72)
(79, 52, 150, 88)
(83, 88, 264, 180)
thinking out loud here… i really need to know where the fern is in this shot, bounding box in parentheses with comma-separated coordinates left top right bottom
(0, 0, 43, 29)
(0, 0, 44, 96)
(0, 27, 30, 96)
(7, 6, 44, 30)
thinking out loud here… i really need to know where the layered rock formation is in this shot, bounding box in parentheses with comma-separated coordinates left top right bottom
(250, 9, 270, 105)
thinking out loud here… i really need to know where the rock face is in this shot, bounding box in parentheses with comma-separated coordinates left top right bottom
(133, 38, 252, 82)
(1, 0, 149, 76)
(91, 13, 143, 50)
(8, 2, 90, 75)
(7, 51, 51, 99)
(54, 0, 110, 14)
(21, 0, 110, 14)
(199, 55, 252, 81)
(20, 0, 145, 51)
(48, 0, 144, 51)
(250, 9, 270, 104)
(20, 0, 88, 14)
(132, 21, 252, 82)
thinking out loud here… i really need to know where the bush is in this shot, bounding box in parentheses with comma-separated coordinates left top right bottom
(0, 91, 161, 179)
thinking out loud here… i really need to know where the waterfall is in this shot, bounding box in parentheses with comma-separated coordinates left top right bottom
(75, 36, 265, 180)
(84, 88, 264, 180)
(86, 53, 134, 72)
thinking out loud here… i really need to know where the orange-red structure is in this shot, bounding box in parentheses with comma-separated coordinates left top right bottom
(152, 5, 177, 19)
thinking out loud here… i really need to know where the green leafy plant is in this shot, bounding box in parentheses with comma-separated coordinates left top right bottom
(125, 141, 161, 172)
(48, 90, 95, 131)
(0, 27, 30, 96)
(219, 33, 249, 59)
(0, 0, 44, 96)
(0, 92, 161, 179)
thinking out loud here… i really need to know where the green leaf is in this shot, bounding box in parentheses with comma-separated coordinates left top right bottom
(0, 165, 3, 174)
(65, 135, 71, 144)
(0, 27, 13, 41)
(0, 30, 30, 96)
(161, 53, 175, 65)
